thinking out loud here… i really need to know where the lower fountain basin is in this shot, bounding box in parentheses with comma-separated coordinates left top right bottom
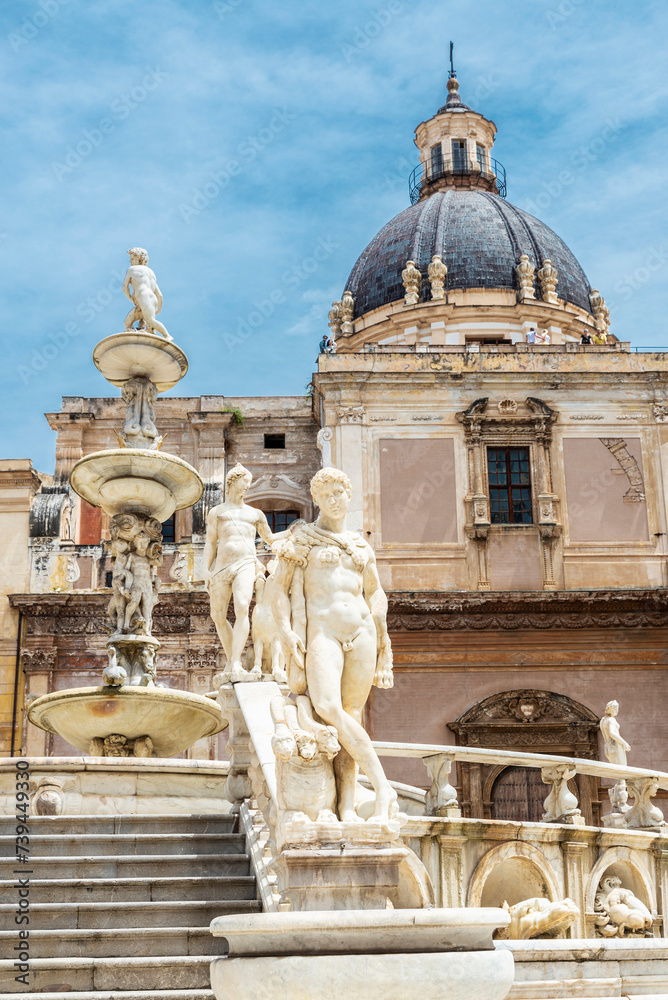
(28, 686, 225, 758)
(70, 448, 203, 521)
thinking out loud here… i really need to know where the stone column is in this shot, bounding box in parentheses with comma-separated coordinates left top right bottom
(561, 839, 588, 937)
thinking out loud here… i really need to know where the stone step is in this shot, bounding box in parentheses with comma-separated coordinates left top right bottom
(0, 954, 214, 992)
(2, 989, 211, 1000)
(0, 832, 245, 858)
(0, 853, 250, 880)
(0, 898, 260, 931)
(0, 814, 235, 837)
(2, 992, 213, 1000)
(0, 873, 256, 906)
(0, 926, 227, 959)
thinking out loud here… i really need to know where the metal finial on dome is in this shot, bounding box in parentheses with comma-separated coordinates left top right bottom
(438, 42, 469, 112)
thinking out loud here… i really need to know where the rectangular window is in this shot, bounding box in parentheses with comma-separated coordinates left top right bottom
(487, 447, 533, 524)
(162, 515, 176, 543)
(264, 433, 286, 449)
(451, 139, 467, 172)
(476, 143, 486, 172)
(265, 510, 300, 533)
(430, 143, 443, 178)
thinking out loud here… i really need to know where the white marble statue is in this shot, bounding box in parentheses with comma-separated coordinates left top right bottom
(251, 559, 287, 684)
(497, 897, 579, 940)
(600, 700, 631, 766)
(123, 247, 172, 341)
(271, 467, 397, 823)
(594, 876, 653, 937)
(204, 464, 299, 683)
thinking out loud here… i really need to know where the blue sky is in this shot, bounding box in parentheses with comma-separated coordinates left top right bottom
(1, 0, 667, 470)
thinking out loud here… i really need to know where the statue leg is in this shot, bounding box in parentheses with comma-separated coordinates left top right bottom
(124, 305, 142, 330)
(307, 629, 396, 822)
(230, 564, 256, 674)
(209, 577, 233, 663)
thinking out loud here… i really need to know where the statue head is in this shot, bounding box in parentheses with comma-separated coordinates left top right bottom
(310, 467, 352, 515)
(225, 463, 252, 501)
(127, 247, 149, 266)
(605, 700, 619, 717)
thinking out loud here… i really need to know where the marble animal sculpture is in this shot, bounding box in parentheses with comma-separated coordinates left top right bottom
(123, 247, 172, 340)
(204, 464, 301, 683)
(251, 559, 287, 684)
(272, 466, 397, 822)
(497, 897, 579, 940)
(594, 876, 653, 937)
(270, 694, 341, 828)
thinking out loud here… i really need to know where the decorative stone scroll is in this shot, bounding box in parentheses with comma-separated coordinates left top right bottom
(589, 289, 611, 335)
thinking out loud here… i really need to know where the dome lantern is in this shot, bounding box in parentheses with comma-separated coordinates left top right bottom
(412, 64, 505, 204)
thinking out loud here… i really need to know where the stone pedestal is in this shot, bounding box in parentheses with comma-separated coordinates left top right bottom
(210, 908, 514, 1000)
(272, 846, 409, 911)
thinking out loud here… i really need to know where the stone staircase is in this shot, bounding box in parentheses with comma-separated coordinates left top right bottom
(0, 813, 261, 999)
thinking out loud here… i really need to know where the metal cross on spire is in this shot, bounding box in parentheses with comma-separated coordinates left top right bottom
(449, 41, 456, 79)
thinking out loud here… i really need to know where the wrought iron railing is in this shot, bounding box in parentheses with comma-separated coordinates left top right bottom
(409, 156, 507, 204)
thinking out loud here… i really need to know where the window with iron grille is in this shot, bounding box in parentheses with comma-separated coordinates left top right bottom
(487, 447, 533, 524)
(476, 143, 486, 172)
(430, 143, 443, 178)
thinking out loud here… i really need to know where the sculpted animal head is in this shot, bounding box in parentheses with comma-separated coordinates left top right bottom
(271, 733, 297, 761)
(315, 725, 341, 760)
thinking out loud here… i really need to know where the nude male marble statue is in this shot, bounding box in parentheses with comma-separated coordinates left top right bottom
(271, 467, 397, 823)
(123, 247, 172, 341)
(203, 463, 299, 682)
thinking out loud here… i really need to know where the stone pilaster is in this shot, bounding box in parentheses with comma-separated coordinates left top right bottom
(561, 839, 588, 937)
(437, 834, 467, 908)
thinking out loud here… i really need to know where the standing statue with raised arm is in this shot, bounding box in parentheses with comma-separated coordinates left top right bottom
(204, 464, 301, 683)
(271, 467, 397, 823)
(123, 247, 172, 341)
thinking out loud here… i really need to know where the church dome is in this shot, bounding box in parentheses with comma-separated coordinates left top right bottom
(344, 188, 593, 319)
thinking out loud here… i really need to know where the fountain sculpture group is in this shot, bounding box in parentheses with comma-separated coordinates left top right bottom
(28, 249, 224, 757)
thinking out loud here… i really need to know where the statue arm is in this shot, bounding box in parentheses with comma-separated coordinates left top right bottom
(154, 283, 163, 315)
(122, 272, 133, 302)
(363, 550, 393, 688)
(202, 511, 217, 582)
(271, 558, 304, 668)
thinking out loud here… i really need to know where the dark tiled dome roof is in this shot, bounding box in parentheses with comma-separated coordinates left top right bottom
(344, 189, 592, 318)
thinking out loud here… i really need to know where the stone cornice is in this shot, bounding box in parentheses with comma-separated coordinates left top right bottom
(11, 588, 668, 632)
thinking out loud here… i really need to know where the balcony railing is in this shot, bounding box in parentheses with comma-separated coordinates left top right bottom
(409, 156, 507, 204)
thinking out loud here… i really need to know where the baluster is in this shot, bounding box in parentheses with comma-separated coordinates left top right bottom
(541, 763, 584, 825)
(624, 776, 667, 830)
(424, 753, 461, 817)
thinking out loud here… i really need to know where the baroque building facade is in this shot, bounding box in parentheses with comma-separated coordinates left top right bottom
(3, 74, 668, 827)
